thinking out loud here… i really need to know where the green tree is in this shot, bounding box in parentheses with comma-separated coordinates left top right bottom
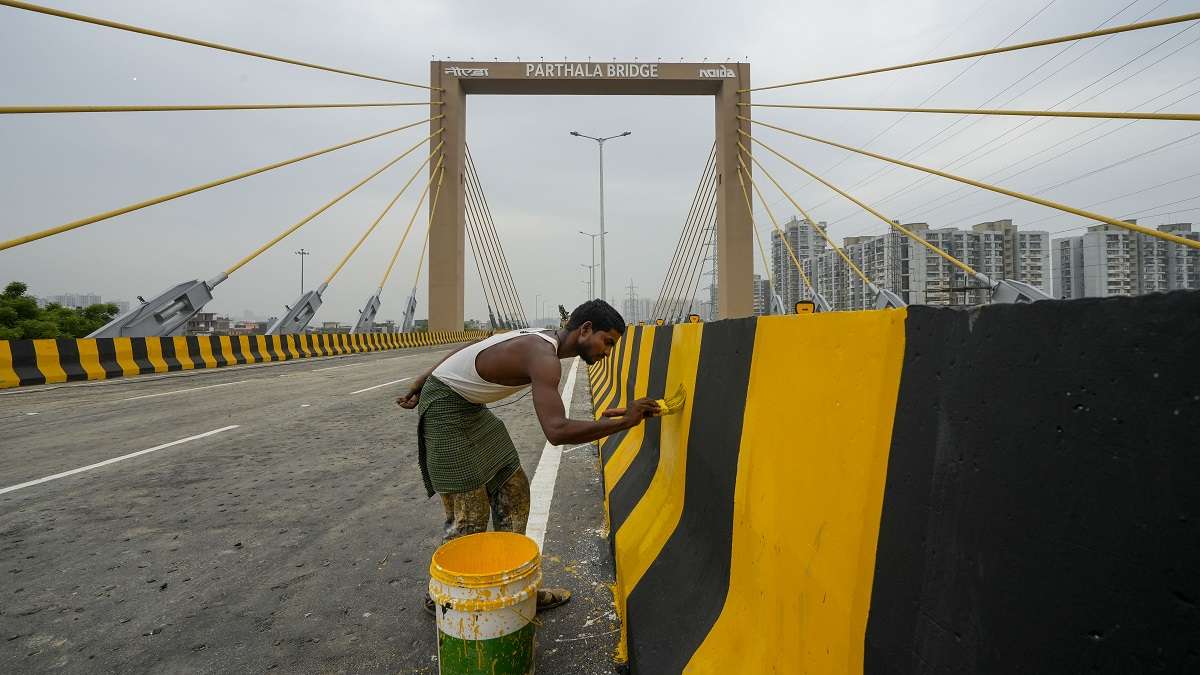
(0, 281, 120, 339)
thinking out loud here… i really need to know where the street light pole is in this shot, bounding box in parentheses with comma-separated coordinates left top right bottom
(578, 230, 599, 299)
(570, 130, 630, 304)
(294, 248, 310, 296)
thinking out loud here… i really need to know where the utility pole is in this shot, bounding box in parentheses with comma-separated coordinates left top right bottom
(626, 278, 638, 323)
(295, 248, 310, 295)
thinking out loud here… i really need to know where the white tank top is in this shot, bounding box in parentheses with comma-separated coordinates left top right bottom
(431, 329, 560, 404)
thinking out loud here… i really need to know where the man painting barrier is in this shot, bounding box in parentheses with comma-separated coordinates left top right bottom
(398, 299, 656, 613)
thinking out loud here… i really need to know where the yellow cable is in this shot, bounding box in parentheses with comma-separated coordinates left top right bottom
(223, 130, 442, 276)
(741, 130, 985, 280)
(0, 116, 440, 252)
(738, 142, 874, 287)
(0, 0, 437, 90)
(736, 156, 816, 294)
(745, 118, 1200, 251)
(740, 102, 1200, 122)
(1, 101, 443, 114)
(734, 168, 780, 303)
(412, 167, 448, 288)
(324, 140, 445, 285)
(744, 11, 1200, 92)
(380, 157, 444, 288)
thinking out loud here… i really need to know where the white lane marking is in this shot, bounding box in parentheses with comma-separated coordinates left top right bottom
(309, 362, 371, 372)
(526, 357, 579, 551)
(25, 412, 39, 416)
(118, 380, 248, 402)
(349, 377, 412, 395)
(0, 425, 240, 496)
(300, 404, 311, 407)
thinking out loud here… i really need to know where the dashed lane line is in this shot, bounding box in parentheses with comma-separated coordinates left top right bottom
(0, 425, 240, 496)
(349, 377, 413, 395)
(118, 380, 249, 402)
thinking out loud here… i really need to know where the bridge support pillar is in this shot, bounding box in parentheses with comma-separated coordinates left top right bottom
(715, 63, 754, 320)
(429, 62, 466, 331)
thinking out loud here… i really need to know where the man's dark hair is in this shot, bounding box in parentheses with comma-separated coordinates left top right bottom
(566, 299, 625, 334)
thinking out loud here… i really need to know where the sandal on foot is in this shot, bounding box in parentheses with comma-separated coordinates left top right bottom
(424, 595, 436, 617)
(536, 588, 572, 612)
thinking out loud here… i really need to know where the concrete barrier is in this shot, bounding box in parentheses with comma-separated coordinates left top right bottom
(587, 290, 1200, 673)
(0, 330, 487, 389)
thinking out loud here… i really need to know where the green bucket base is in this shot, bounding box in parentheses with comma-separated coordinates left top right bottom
(438, 622, 534, 675)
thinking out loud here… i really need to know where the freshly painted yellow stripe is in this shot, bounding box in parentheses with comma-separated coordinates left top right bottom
(144, 338, 170, 373)
(172, 336, 195, 370)
(614, 324, 702, 594)
(238, 336, 256, 364)
(596, 332, 635, 415)
(0, 341, 18, 388)
(195, 337, 219, 369)
(612, 324, 703, 661)
(686, 309, 907, 673)
(602, 329, 657, 496)
(113, 337, 140, 376)
(75, 339, 107, 380)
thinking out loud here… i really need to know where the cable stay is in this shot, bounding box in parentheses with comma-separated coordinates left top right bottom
(0, 116, 440, 253)
(0, 0, 437, 90)
(738, 143, 905, 310)
(268, 140, 444, 335)
(0, 102, 443, 114)
(744, 10, 1200, 92)
(403, 167, 449, 332)
(89, 128, 440, 338)
(463, 148, 525, 328)
(734, 169, 786, 316)
(463, 162, 517, 329)
(740, 102, 1200, 122)
(651, 144, 715, 320)
(355, 154, 447, 333)
(736, 156, 830, 312)
(652, 144, 717, 321)
(742, 132, 1056, 304)
(658, 166, 718, 322)
(743, 119, 1200, 254)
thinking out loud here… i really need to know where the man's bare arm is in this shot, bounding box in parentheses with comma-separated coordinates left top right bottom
(528, 349, 656, 446)
(396, 341, 474, 409)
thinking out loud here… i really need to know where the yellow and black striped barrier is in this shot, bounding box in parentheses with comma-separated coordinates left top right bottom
(588, 290, 1199, 673)
(0, 330, 487, 389)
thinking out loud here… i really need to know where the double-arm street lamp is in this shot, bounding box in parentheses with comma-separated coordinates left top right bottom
(570, 130, 630, 303)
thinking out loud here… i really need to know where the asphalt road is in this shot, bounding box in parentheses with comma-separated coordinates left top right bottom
(0, 345, 618, 673)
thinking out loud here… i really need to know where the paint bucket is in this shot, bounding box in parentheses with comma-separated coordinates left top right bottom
(429, 531, 541, 675)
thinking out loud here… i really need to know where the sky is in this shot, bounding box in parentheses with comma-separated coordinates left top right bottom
(1, 0, 1197, 325)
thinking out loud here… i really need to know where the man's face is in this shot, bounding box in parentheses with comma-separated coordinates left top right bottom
(577, 324, 622, 365)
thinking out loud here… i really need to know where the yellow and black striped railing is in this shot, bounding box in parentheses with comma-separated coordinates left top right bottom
(0, 331, 486, 389)
(588, 290, 1198, 673)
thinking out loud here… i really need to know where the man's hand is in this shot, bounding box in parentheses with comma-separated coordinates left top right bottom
(601, 397, 659, 422)
(396, 387, 420, 409)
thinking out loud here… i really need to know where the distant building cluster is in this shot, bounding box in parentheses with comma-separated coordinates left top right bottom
(1054, 222, 1199, 298)
(181, 313, 404, 336)
(759, 216, 1197, 311)
(38, 292, 130, 315)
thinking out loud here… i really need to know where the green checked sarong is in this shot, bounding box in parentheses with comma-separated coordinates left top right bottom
(417, 375, 521, 498)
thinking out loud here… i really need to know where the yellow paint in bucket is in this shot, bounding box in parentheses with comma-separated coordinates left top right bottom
(429, 532, 541, 674)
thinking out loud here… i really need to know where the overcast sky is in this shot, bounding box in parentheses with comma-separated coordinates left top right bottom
(2, 0, 1197, 325)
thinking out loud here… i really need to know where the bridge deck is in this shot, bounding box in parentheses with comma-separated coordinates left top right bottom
(0, 347, 616, 673)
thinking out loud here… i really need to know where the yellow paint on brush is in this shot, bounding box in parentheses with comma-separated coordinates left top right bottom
(613, 323, 703, 662)
(0, 340, 18, 388)
(172, 337, 195, 369)
(686, 309, 906, 674)
(602, 328, 658, 495)
(112, 338, 139, 376)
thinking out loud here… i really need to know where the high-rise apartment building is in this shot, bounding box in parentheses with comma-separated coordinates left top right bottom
(1055, 221, 1198, 298)
(770, 216, 827, 308)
